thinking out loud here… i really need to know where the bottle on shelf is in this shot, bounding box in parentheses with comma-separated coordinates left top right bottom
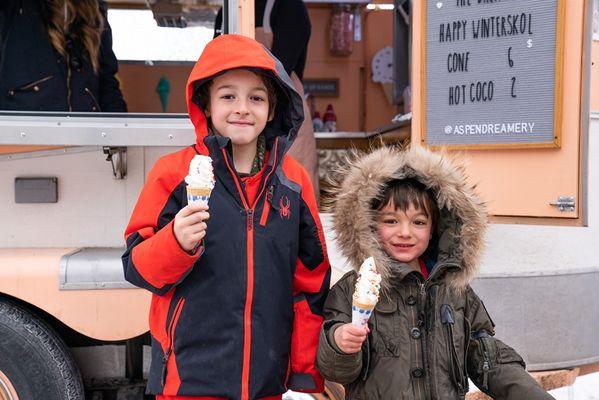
(322, 104, 337, 132)
(329, 4, 354, 56)
(313, 111, 324, 132)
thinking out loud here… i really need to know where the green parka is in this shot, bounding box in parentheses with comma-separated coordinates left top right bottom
(316, 147, 554, 400)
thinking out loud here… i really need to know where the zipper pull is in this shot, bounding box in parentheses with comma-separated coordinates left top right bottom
(267, 185, 274, 202)
(482, 358, 489, 391)
(481, 346, 490, 391)
(247, 209, 254, 231)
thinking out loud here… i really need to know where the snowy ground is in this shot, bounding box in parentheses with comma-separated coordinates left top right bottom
(548, 372, 599, 400)
(282, 372, 599, 399)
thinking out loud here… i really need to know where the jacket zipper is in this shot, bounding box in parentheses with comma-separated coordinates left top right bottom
(479, 336, 491, 392)
(463, 318, 471, 394)
(440, 304, 467, 397)
(84, 87, 102, 111)
(66, 54, 72, 111)
(161, 297, 185, 387)
(416, 262, 453, 400)
(220, 138, 280, 400)
(8, 75, 55, 97)
(418, 281, 432, 400)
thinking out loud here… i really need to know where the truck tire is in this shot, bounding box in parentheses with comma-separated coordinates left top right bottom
(0, 298, 84, 400)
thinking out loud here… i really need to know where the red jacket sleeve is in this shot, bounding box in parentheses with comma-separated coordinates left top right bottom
(122, 155, 200, 295)
(288, 165, 331, 393)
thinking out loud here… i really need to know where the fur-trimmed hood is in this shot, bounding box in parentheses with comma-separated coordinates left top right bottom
(332, 146, 487, 292)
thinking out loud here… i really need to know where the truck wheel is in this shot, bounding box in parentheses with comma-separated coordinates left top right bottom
(0, 298, 84, 400)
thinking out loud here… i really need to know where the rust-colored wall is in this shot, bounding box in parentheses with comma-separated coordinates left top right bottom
(118, 63, 192, 113)
(363, 10, 401, 131)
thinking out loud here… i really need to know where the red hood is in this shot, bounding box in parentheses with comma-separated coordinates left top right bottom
(186, 34, 304, 152)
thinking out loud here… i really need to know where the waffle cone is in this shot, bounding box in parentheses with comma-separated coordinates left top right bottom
(352, 298, 376, 310)
(186, 186, 212, 197)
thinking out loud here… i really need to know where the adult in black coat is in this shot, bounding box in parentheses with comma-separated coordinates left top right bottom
(0, 0, 127, 112)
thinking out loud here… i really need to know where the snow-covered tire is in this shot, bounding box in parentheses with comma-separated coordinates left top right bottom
(0, 298, 84, 400)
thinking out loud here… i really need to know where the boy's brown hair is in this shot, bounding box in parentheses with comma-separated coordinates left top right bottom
(371, 178, 440, 229)
(194, 67, 278, 120)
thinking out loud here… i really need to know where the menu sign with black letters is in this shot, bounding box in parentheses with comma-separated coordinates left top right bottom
(422, 0, 564, 148)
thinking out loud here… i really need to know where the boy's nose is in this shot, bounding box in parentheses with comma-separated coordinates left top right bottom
(235, 99, 250, 114)
(397, 223, 412, 237)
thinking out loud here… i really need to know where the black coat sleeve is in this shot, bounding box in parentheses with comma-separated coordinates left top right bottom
(270, 0, 311, 80)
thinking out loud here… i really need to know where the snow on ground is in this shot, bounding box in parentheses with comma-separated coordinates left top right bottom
(549, 372, 599, 400)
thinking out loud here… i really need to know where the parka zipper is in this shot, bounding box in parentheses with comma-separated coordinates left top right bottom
(440, 304, 467, 397)
(161, 297, 186, 387)
(415, 262, 457, 400)
(415, 280, 431, 400)
(221, 138, 280, 400)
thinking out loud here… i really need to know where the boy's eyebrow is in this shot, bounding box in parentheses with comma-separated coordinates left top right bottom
(378, 210, 429, 218)
(215, 84, 267, 92)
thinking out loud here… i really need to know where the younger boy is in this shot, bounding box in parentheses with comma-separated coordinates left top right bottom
(316, 146, 554, 399)
(123, 35, 330, 399)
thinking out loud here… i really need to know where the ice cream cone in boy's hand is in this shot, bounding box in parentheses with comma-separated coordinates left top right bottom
(352, 257, 381, 327)
(185, 155, 215, 207)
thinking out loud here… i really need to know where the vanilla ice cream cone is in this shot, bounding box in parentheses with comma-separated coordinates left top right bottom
(351, 257, 381, 327)
(185, 155, 215, 207)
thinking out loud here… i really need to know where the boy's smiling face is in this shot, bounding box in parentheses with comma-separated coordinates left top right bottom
(206, 69, 273, 151)
(376, 202, 433, 272)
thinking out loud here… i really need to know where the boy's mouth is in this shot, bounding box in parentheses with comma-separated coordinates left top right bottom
(229, 121, 254, 126)
(393, 243, 414, 248)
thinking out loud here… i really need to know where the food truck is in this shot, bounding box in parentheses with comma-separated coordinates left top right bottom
(0, 0, 597, 398)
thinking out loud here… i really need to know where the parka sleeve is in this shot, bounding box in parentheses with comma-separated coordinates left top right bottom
(316, 272, 366, 385)
(121, 157, 201, 296)
(465, 287, 555, 400)
(288, 166, 331, 393)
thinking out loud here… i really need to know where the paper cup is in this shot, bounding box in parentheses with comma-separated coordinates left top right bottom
(352, 300, 376, 327)
(186, 186, 211, 207)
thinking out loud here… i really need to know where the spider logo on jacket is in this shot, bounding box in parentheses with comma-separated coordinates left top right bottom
(279, 196, 291, 220)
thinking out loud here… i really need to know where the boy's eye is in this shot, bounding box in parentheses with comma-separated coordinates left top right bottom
(220, 94, 235, 100)
(414, 219, 428, 226)
(382, 219, 397, 225)
(251, 95, 265, 102)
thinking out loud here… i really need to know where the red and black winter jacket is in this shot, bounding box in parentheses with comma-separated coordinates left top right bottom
(122, 35, 330, 399)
